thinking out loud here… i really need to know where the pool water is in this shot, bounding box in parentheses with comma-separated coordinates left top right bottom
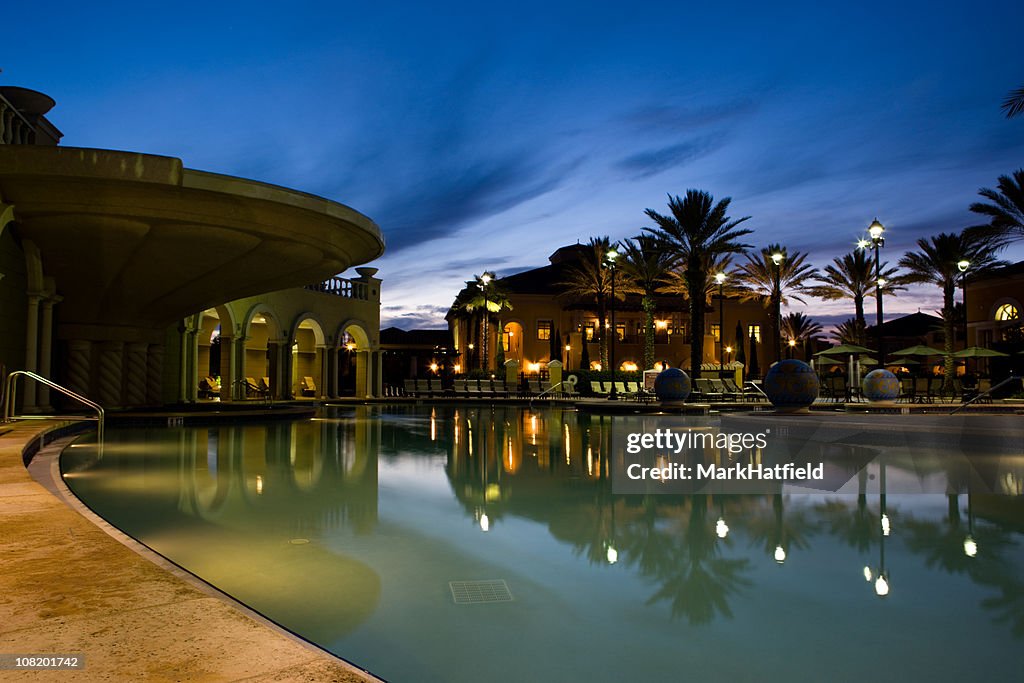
(61, 406, 1024, 682)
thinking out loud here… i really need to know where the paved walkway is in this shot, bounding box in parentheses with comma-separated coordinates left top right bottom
(0, 420, 377, 682)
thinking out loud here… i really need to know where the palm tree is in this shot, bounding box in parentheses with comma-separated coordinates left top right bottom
(808, 249, 905, 343)
(734, 244, 819, 364)
(898, 231, 1006, 389)
(781, 312, 823, 360)
(453, 273, 513, 371)
(618, 235, 679, 371)
(558, 237, 623, 369)
(1002, 85, 1024, 118)
(833, 318, 866, 345)
(643, 191, 753, 378)
(969, 169, 1024, 241)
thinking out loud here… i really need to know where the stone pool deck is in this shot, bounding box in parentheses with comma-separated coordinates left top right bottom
(0, 420, 378, 682)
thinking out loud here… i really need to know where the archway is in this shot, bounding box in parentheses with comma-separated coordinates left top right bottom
(502, 321, 524, 366)
(241, 306, 284, 399)
(292, 315, 327, 399)
(338, 321, 373, 398)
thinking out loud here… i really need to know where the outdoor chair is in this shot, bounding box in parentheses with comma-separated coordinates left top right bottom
(694, 378, 723, 402)
(613, 381, 632, 398)
(403, 379, 417, 396)
(301, 376, 317, 397)
(199, 376, 219, 399)
(710, 378, 741, 401)
(722, 377, 746, 400)
(898, 377, 915, 403)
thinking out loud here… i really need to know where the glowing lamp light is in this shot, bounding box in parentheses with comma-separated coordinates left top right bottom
(868, 219, 885, 240)
(774, 545, 787, 564)
(863, 566, 873, 582)
(725, 346, 733, 354)
(877, 278, 887, 287)
(716, 518, 729, 539)
(621, 361, 638, 372)
(527, 362, 541, 373)
(963, 535, 978, 557)
(874, 574, 890, 597)
(429, 362, 439, 373)
(957, 259, 970, 273)
(606, 545, 618, 564)
(715, 272, 727, 285)
(480, 273, 492, 285)
(655, 320, 668, 330)
(479, 513, 490, 532)
(788, 339, 797, 347)
(255, 475, 263, 495)
(771, 252, 784, 266)
(881, 513, 891, 537)
(453, 364, 462, 373)
(468, 343, 475, 350)
(565, 344, 571, 351)
(591, 362, 603, 371)
(857, 239, 870, 250)
(605, 248, 619, 264)
(345, 342, 356, 351)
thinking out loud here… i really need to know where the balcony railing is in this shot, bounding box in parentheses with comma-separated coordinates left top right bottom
(0, 94, 37, 145)
(305, 276, 368, 300)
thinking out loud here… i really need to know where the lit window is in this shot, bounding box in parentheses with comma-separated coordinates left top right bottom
(995, 303, 1019, 321)
(748, 325, 761, 342)
(537, 320, 552, 340)
(615, 323, 625, 341)
(584, 323, 596, 341)
(710, 323, 721, 342)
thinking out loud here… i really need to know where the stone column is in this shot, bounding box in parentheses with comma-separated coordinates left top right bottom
(123, 342, 149, 407)
(66, 340, 92, 398)
(23, 294, 41, 408)
(356, 350, 369, 398)
(37, 297, 57, 409)
(188, 329, 199, 403)
(267, 341, 283, 399)
(97, 341, 125, 408)
(219, 336, 235, 401)
(178, 325, 189, 403)
(147, 344, 164, 405)
(316, 345, 328, 398)
(373, 350, 383, 397)
(327, 347, 338, 398)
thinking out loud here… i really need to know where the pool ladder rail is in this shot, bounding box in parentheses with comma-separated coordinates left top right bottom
(1, 370, 105, 447)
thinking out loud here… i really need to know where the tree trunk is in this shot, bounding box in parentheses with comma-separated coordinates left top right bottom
(688, 269, 704, 378)
(643, 294, 655, 370)
(598, 295, 609, 370)
(854, 295, 866, 344)
(771, 293, 782, 365)
(943, 285, 956, 390)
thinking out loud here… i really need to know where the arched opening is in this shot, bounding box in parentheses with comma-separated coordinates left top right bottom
(339, 321, 373, 398)
(292, 316, 326, 398)
(242, 307, 283, 399)
(502, 321, 524, 367)
(196, 309, 222, 399)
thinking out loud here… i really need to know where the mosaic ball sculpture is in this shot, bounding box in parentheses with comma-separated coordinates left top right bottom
(862, 368, 900, 402)
(763, 359, 819, 409)
(654, 368, 691, 402)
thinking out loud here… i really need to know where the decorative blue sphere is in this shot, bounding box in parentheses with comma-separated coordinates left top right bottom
(763, 359, 819, 410)
(862, 369, 900, 402)
(654, 368, 691, 402)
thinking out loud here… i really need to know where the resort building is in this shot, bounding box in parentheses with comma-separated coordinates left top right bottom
(0, 85, 385, 409)
(447, 244, 775, 375)
(966, 260, 1024, 348)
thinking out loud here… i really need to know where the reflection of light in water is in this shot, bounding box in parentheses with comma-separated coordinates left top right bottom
(874, 575, 890, 597)
(863, 566, 873, 582)
(256, 475, 263, 495)
(881, 513, 891, 536)
(964, 535, 978, 557)
(774, 545, 787, 564)
(479, 513, 490, 532)
(530, 414, 537, 446)
(430, 408, 436, 442)
(606, 546, 618, 564)
(564, 423, 571, 463)
(716, 518, 729, 538)
(587, 448, 593, 477)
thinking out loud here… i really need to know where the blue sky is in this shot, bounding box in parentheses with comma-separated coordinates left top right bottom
(6, 1, 1024, 329)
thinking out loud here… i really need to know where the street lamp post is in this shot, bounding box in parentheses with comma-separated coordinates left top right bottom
(715, 272, 726, 372)
(770, 252, 783, 364)
(958, 259, 970, 349)
(868, 219, 886, 366)
(606, 248, 619, 401)
(480, 273, 492, 372)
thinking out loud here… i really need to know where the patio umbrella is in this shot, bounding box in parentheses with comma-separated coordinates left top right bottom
(888, 357, 920, 365)
(889, 344, 947, 357)
(951, 347, 1009, 358)
(815, 344, 876, 356)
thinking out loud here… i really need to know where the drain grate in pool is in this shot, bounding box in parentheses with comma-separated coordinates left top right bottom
(449, 579, 513, 604)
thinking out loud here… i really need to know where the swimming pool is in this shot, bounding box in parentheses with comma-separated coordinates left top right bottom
(61, 405, 1024, 682)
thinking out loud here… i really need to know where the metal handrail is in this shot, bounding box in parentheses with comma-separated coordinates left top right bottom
(530, 381, 567, 408)
(949, 375, 1019, 415)
(2, 370, 105, 441)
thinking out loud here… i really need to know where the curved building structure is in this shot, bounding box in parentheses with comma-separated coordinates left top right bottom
(0, 86, 385, 407)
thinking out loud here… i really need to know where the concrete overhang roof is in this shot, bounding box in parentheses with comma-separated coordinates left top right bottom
(0, 146, 384, 329)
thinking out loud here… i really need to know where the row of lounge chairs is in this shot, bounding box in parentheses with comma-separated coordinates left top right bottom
(400, 377, 580, 399)
(819, 375, 991, 404)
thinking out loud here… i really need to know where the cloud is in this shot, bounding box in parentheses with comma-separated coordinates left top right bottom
(619, 99, 758, 131)
(615, 135, 725, 180)
(381, 304, 451, 329)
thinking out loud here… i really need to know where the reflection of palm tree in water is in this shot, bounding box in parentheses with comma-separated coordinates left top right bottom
(618, 495, 753, 625)
(902, 493, 1024, 638)
(815, 469, 876, 554)
(742, 494, 819, 561)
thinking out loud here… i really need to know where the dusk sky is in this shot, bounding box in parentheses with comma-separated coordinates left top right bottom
(7, 1, 1024, 330)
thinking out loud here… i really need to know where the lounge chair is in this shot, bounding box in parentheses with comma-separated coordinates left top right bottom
(694, 378, 723, 402)
(301, 376, 317, 397)
(245, 376, 264, 398)
(591, 381, 608, 396)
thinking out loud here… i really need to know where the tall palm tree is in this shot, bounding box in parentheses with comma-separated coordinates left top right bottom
(1002, 85, 1024, 118)
(781, 312, 823, 360)
(898, 231, 1006, 388)
(643, 191, 753, 378)
(618, 235, 679, 371)
(454, 273, 513, 371)
(969, 169, 1024, 241)
(807, 249, 905, 343)
(833, 318, 866, 345)
(558, 237, 623, 369)
(734, 244, 819, 364)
